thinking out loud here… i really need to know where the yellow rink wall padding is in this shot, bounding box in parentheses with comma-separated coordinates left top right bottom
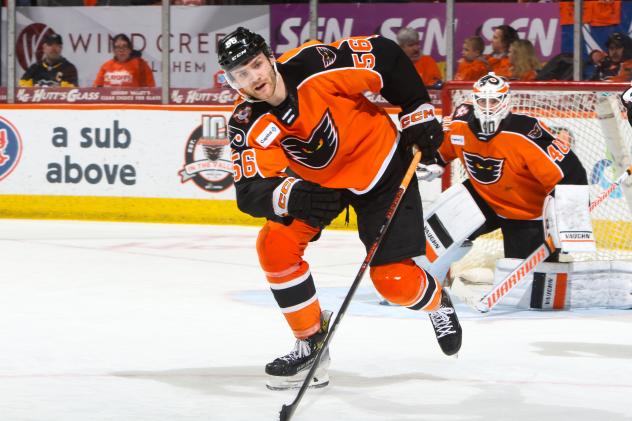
(0, 195, 358, 230)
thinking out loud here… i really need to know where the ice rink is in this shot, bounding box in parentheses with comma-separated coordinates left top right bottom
(1, 219, 631, 421)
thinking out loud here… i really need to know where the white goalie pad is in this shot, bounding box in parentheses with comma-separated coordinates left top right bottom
(490, 258, 632, 310)
(414, 183, 485, 280)
(545, 185, 596, 253)
(567, 261, 632, 309)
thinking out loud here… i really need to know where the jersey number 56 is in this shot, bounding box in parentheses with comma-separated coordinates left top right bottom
(231, 149, 257, 182)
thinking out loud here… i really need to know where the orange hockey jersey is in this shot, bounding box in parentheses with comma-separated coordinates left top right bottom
(439, 103, 587, 220)
(228, 36, 432, 220)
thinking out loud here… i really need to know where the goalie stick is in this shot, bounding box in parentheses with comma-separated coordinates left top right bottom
(475, 164, 632, 313)
(278, 148, 422, 421)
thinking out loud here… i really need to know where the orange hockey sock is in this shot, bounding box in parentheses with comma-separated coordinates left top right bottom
(257, 220, 322, 338)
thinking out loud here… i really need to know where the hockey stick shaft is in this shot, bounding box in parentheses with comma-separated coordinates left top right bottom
(589, 164, 632, 212)
(477, 164, 632, 313)
(279, 148, 422, 421)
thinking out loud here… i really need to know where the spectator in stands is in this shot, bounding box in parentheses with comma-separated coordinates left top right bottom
(581, 49, 606, 80)
(19, 33, 78, 88)
(93, 34, 155, 88)
(396, 27, 443, 89)
(508, 39, 541, 81)
(591, 32, 632, 82)
(454, 36, 489, 81)
(485, 25, 519, 78)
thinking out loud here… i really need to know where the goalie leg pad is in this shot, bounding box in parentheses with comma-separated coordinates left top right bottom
(417, 183, 486, 280)
(370, 259, 442, 311)
(569, 261, 632, 309)
(492, 259, 632, 310)
(546, 185, 596, 253)
(493, 259, 570, 309)
(257, 220, 322, 338)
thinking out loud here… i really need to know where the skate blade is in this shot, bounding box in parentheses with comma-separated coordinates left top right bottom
(266, 372, 330, 391)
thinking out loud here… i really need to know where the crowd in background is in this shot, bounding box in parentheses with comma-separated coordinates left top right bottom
(12, 0, 632, 89)
(19, 32, 155, 88)
(395, 23, 632, 89)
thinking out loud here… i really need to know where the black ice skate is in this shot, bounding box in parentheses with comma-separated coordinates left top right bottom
(265, 310, 333, 390)
(428, 289, 462, 356)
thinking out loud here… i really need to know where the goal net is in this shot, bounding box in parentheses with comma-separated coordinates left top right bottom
(441, 82, 632, 287)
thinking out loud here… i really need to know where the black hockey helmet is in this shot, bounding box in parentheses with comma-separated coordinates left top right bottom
(217, 27, 272, 72)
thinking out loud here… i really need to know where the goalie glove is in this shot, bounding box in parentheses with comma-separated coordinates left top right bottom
(272, 177, 342, 228)
(416, 162, 444, 182)
(621, 85, 632, 126)
(399, 103, 444, 163)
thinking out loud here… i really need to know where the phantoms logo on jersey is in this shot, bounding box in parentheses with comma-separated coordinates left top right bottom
(0, 117, 23, 182)
(179, 115, 233, 192)
(281, 109, 339, 169)
(463, 151, 504, 184)
(316, 46, 337, 68)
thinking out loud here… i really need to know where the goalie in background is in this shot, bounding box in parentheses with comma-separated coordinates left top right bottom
(620, 84, 632, 124)
(218, 27, 462, 391)
(416, 72, 591, 309)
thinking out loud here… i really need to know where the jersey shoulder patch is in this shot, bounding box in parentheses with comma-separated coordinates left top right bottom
(278, 42, 356, 86)
(228, 102, 270, 150)
(502, 113, 550, 141)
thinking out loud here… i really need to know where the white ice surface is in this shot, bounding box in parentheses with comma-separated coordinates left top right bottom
(1, 219, 631, 421)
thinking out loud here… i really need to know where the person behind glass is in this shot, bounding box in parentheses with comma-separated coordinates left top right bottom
(19, 33, 78, 88)
(485, 25, 519, 78)
(396, 27, 443, 88)
(591, 32, 632, 82)
(454, 36, 489, 81)
(93, 34, 155, 88)
(508, 39, 541, 81)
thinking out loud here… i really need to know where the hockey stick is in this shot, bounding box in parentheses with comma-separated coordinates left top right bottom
(279, 148, 422, 421)
(475, 164, 632, 313)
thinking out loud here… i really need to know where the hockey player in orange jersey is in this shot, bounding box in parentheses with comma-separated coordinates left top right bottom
(217, 27, 461, 390)
(417, 73, 588, 269)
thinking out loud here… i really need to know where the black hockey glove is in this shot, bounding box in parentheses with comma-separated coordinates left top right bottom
(399, 103, 444, 164)
(621, 85, 632, 126)
(272, 178, 342, 228)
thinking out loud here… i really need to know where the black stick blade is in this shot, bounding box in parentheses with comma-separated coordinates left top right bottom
(279, 404, 295, 421)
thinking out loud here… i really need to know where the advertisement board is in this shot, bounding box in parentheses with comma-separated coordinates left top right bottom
(0, 106, 235, 200)
(3, 6, 269, 88)
(270, 3, 561, 62)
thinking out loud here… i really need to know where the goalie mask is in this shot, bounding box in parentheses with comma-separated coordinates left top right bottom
(217, 27, 276, 100)
(472, 73, 511, 135)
